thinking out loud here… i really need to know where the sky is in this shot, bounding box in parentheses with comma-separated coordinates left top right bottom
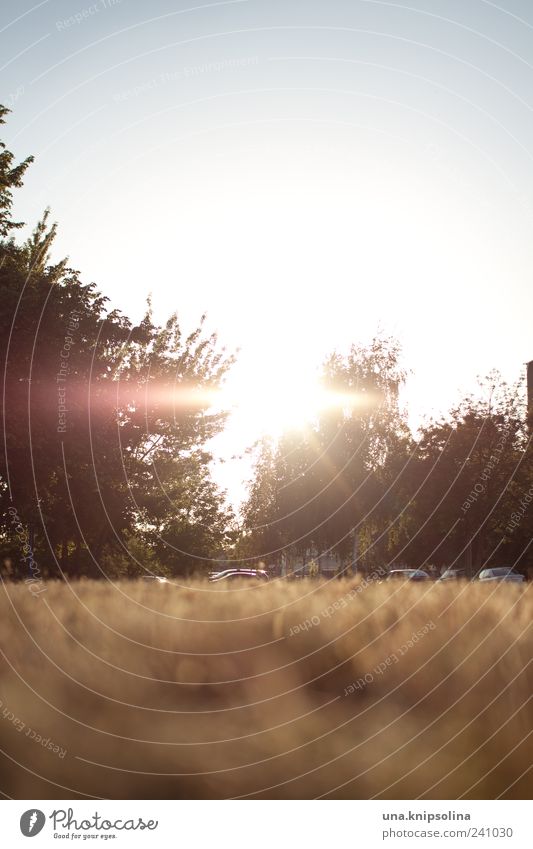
(2, 0, 533, 507)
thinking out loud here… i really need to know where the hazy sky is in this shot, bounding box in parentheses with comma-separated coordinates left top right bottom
(3, 0, 533, 505)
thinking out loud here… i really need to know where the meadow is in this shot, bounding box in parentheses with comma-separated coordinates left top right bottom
(0, 578, 530, 799)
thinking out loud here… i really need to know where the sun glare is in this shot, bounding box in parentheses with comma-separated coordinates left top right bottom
(214, 372, 367, 442)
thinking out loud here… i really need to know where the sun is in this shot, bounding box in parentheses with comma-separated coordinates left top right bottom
(247, 379, 325, 438)
(215, 364, 364, 444)
(216, 371, 322, 441)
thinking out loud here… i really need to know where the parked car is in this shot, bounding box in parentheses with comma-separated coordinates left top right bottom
(438, 568, 467, 581)
(209, 569, 270, 583)
(386, 569, 430, 582)
(208, 568, 235, 580)
(476, 567, 525, 583)
(141, 575, 169, 584)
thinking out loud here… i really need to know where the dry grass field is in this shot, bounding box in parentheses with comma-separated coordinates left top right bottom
(0, 577, 531, 799)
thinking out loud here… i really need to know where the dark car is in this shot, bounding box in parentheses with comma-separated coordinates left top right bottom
(209, 569, 270, 583)
(386, 569, 430, 582)
(476, 567, 525, 584)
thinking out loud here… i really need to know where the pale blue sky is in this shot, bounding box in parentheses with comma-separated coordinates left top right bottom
(3, 0, 533, 504)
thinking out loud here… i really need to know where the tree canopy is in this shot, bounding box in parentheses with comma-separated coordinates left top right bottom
(242, 353, 533, 577)
(0, 106, 234, 578)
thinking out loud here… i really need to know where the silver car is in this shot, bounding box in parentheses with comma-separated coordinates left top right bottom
(386, 569, 430, 582)
(477, 567, 524, 584)
(209, 569, 270, 583)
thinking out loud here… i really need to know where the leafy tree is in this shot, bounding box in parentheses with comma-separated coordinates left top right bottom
(401, 373, 530, 574)
(0, 105, 33, 238)
(242, 352, 533, 579)
(242, 336, 411, 570)
(0, 106, 234, 578)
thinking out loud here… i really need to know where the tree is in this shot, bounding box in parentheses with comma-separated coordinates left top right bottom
(0, 105, 33, 238)
(0, 105, 234, 578)
(242, 335, 412, 570)
(400, 373, 530, 575)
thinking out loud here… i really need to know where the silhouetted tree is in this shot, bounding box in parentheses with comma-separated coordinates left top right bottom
(0, 106, 234, 577)
(242, 336, 412, 570)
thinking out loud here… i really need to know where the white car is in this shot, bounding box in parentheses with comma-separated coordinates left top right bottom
(209, 569, 269, 583)
(141, 575, 169, 584)
(477, 567, 524, 584)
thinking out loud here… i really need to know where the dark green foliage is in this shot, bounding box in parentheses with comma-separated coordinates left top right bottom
(243, 357, 533, 577)
(0, 106, 233, 578)
(0, 106, 33, 238)
(400, 374, 532, 574)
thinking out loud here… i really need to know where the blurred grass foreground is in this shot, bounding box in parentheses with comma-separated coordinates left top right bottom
(0, 578, 530, 799)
